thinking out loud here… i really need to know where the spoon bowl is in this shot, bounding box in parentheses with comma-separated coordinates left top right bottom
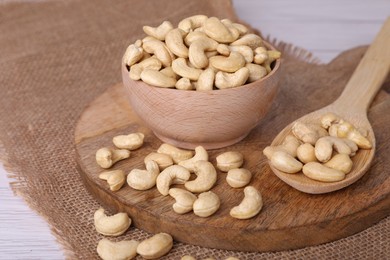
(268, 18, 390, 194)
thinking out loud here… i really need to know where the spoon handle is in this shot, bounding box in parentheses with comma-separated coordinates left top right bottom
(334, 17, 390, 113)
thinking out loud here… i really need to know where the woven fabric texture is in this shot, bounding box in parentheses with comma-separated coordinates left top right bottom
(0, 0, 388, 259)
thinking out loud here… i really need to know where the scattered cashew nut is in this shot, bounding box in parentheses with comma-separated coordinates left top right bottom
(99, 170, 125, 191)
(156, 165, 191, 196)
(96, 147, 130, 169)
(216, 151, 244, 172)
(127, 160, 160, 190)
(193, 191, 220, 217)
(178, 146, 208, 172)
(184, 160, 217, 193)
(157, 143, 194, 163)
(94, 208, 131, 236)
(113, 132, 144, 150)
(97, 238, 139, 260)
(230, 186, 262, 219)
(144, 152, 173, 170)
(169, 188, 197, 214)
(226, 168, 252, 188)
(136, 233, 173, 259)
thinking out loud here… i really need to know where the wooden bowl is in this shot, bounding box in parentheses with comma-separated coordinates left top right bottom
(122, 42, 281, 149)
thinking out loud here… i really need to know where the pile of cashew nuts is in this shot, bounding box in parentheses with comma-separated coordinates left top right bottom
(94, 132, 263, 259)
(263, 112, 372, 182)
(124, 15, 281, 90)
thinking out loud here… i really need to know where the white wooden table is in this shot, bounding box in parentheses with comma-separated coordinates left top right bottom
(0, 0, 389, 259)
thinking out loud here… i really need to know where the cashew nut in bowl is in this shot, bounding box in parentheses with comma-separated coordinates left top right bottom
(302, 162, 346, 182)
(269, 150, 303, 174)
(229, 45, 254, 63)
(96, 147, 130, 169)
(160, 66, 179, 80)
(296, 143, 317, 164)
(188, 37, 219, 69)
(123, 43, 143, 66)
(178, 146, 208, 172)
(143, 21, 174, 41)
(184, 160, 217, 193)
(172, 57, 203, 81)
(178, 15, 208, 33)
(204, 17, 239, 43)
(245, 63, 267, 83)
(231, 34, 263, 50)
(253, 47, 268, 64)
(196, 68, 215, 91)
(292, 121, 328, 145)
(215, 67, 249, 89)
(127, 160, 160, 190)
(168, 188, 197, 214)
(193, 191, 220, 217)
(230, 186, 263, 219)
(263, 50, 281, 73)
(324, 153, 353, 174)
(144, 152, 173, 170)
(113, 132, 144, 150)
(142, 39, 172, 67)
(216, 151, 244, 172)
(315, 136, 354, 162)
(209, 51, 246, 72)
(221, 19, 248, 35)
(226, 168, 252, 188)
(129, 56, 162, 81)
(165, 28, 189, 58)
(216, 43, 230, 56)
(175, 77, 194, 90)
(140, 69, 177, 88)
(157, 143, 194, 163)
(327, 118, 372, 149)
(156, 165, 191, 196)
(94, 208, 131, 236)
(321, 112, 341, 129)
(184, 31, 208, 46)
(97, 238, 139, 260)
(136, 233, 173, 259)
(99, 170, 125, 191)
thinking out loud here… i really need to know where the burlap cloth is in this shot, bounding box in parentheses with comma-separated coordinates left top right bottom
(0, 0, 389, 259)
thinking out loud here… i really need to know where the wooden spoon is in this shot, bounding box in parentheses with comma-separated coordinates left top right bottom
(269, 17, 390, 194)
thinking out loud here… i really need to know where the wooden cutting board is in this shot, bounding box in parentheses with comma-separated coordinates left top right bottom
(74, 47, 390, 252)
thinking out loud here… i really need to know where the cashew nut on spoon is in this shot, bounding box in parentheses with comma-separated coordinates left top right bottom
(266, 18, 390, 194)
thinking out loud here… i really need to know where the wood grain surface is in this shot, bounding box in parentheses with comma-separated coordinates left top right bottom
(74, 44, 390, 251)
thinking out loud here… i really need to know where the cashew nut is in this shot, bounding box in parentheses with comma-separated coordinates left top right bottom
(188, 37, 218, 69)
(320, 112, 341, 129)
(96, 147, 130, 169)
(142, 39, 172, 67)
(184, 160, 217, 193)
(221, 19, 248, 35)
(97, 238, 139, 260)
(175, 77, 194, 90)
(315, 136, 354, 162)
(165, 28, 189, 58)
(230, 186, 262, 219)
(229, 45, 254, 63)
(144, 152, 173, 170)
(253, 47, 268, 64)
(204, 17, 239, 43)
(231, 34, 263, 50)
(226, 168, 252, 188)
(196, 68, 215, 91)
(270, 150, 303, 173)
(156, 165, 191, 196)
(140, 68, 177, 88)
(129, 56, 162, 80)
(292, 121, 329, 145)
(209, 51, 246, 72)
(324, 153, 353, 174)
(329, 120, 372, 149)
(172, 57, 203, 80)
(245, 63, 267, 83)
(123, 43, 143, 66)
(184, 31, 208, 46)
(302, 162, 346, 182)
(113, 132, 144, 150)
(94, 208, 131, 236)
(143, 21, 174, 41)
(216, 151, 244, 172)
(263, 50, 281, 73)
(263, 135, 300, 161)
(178, 15, 208, 33)
(168, 188, 197, 214)
(178, 146, 208, 172)
(215, 67, 249, 89)
(136, 233, 173, 259)
(296, 143, 317, 164)
(99, 170, 125, 191)
(157, 143, 194, 163)
(127, 160, 160, 190)
(216, 43, 230, 56)
(193, 191, 220, 217)
(160, 66, 179, 79)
